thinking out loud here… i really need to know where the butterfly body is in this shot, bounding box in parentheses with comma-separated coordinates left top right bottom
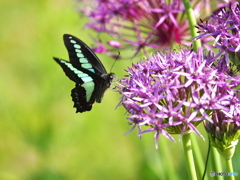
(53, 34, 114, 113)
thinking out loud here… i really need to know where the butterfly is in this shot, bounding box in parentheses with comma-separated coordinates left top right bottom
(53, 34, 115, 113)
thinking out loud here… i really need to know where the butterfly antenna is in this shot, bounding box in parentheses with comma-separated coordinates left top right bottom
(110, 51, 120, 72)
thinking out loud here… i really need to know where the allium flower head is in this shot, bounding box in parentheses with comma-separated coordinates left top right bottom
(216, 0, 239, 9)
(117, 48, 240, 147)
(77, 0, 203, 57)
(194, 2, 240, 66)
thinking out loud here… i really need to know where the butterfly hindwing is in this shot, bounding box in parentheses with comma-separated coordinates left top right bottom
(71, 84, 94, 112)
(54, 57, 99, 112)
(53, 34, 114, 113)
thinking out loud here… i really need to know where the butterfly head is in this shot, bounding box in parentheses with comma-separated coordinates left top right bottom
(101, 73, 115, 88)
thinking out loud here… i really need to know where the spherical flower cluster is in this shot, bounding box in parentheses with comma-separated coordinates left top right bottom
(117, 48, 240, 147)
(76, 0, 205, 57)
(195, 3, 240, 60)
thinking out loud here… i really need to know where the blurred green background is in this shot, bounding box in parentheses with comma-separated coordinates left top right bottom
(0, 0, 239, 180)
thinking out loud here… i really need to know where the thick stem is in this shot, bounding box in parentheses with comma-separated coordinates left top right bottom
(211, 147, 223, 180)
(182, 133, 197, 180)
(226, 158, 235, 180)
(182, 0, 201, 51)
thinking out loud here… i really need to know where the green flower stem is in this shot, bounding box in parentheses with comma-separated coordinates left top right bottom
(211, 147, 223, 180)
(192, 135, 204, 179)
(226, 158, 234, 180)
(182, 133, 197, 180)
(182, 0, 201, 51)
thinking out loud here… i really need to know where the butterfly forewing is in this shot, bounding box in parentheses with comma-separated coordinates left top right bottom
(63, 34, 107, 75)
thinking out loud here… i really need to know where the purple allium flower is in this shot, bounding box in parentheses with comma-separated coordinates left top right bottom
(216, 0, 239, 9)
(194, 2, 240, 68)
(91, 39, 121, 58)
(76, 0, 208, 58)
(204, 110, 240, 159)
(117, 48, 240, 148)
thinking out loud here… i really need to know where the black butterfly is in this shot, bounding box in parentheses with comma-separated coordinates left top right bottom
(53, 34, 114, 113)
